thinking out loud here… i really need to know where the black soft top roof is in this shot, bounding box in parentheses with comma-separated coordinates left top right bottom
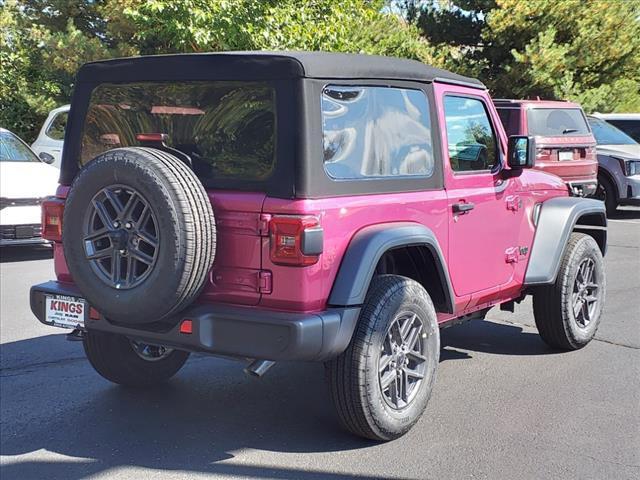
(77, 51, 485, 88)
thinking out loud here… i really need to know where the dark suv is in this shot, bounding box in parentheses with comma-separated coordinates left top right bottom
(31, 52, 607, 441)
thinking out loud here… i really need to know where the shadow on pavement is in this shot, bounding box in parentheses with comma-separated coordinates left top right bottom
(1, 319, 552, 480)
(441, 318, 554, 356)
(0, 245, 53, 263)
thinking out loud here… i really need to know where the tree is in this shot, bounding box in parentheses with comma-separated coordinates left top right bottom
(405, 0, 640, 112)
(1, 0, 438, 141)
(101, 0, 436, 62)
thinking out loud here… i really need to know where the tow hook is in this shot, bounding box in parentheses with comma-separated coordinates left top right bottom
(244, 359, 276, 378)
(66, 328, 85, 342)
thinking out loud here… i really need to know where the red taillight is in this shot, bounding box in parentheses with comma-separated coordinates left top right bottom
(536, 148, 553, 162)
(269, 215, 322, 266)
(41, 197, 65, 242)
(89, 307, 100, 320)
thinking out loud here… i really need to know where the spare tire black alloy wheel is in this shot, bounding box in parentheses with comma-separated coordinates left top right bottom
(83, 185, 159, 290)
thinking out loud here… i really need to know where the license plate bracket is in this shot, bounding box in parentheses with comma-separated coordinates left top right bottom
(15, 225, 35, 239)
(45, 294, 87, 329)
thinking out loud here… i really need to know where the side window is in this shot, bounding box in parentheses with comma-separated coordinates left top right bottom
(322, 85, 434, 179)
(46, 112, 68, 141)
(444, 96, 498, 173)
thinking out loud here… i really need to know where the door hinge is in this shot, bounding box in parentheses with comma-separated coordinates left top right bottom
(506, 195, 522, 211)
(258, 214, 272, 236)
(505, 247, 519, 264)
(258, 270, 272, 294)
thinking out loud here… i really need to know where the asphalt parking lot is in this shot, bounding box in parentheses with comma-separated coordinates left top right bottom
(1, 208, 639, 480)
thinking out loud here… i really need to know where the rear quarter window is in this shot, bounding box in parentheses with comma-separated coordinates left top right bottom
(46, 112, 68, 141)
(81, 81, 276, 181)
(322, 85, 434, 179)
(526, 108, 590, 136)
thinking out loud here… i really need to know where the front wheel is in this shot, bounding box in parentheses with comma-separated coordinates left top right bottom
(533, 233, 605, 350)
(83, 330, 189, 387)
(595, 174, 617, 217)
(325, 275, 440, 441)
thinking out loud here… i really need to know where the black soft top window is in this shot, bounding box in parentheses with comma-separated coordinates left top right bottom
(81, 81, 276, 181)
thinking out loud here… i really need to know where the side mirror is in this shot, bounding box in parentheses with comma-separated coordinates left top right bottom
(39, 152, 55, 164)
(507, 135, 535, 169)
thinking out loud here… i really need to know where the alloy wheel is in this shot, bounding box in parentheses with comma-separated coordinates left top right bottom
(378, 312, 428, 410)
(83, 185, 159, 289)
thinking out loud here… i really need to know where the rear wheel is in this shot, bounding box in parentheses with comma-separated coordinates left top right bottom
(326, 275, 440, 441)
(83, 330, 189, 387)
(533, 233, 605, 350)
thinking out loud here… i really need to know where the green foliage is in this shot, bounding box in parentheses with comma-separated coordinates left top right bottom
(406, 0, 640, 113)
(2, 0, 437, 141)
(3, 0, 639, 143)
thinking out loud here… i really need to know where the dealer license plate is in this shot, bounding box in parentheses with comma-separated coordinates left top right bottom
(45, 294, 87, 329)
(558, 151, 573, 161)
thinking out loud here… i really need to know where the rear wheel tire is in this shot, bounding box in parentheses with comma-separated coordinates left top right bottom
(83, 330, 189, 387)
(533, 233, 605, 350)
(326, 275, 440, 441)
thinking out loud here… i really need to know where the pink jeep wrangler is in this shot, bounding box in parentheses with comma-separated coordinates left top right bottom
(31, 52, 607, 441)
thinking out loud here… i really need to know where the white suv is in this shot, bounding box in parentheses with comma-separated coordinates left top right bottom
(31, 105, 70, 169)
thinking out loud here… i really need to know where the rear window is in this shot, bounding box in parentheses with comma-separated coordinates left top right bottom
(81, 81, 276, 180)
(526, 108, 590, 136)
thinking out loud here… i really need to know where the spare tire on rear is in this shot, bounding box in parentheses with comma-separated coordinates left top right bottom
(63, 147, 216, 324)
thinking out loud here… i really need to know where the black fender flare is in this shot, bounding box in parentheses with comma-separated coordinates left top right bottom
(328, 222, 455, 313)
(525, 197, 607, 286)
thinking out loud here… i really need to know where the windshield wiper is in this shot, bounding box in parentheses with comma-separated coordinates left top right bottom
(562, 128, 578, 134)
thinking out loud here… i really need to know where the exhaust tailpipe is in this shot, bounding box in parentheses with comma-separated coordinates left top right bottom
(244, 359, 276, 378)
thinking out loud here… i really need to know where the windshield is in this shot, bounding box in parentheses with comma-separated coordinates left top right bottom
(588, 117, 637, 145)
(82, 81, 276, 180)
(526, 108, 590, 136)
(0, 131, 40, 162)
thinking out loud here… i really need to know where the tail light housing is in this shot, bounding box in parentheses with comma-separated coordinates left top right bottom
(269, 215, 323, 266)
(41, 197, 65, 242)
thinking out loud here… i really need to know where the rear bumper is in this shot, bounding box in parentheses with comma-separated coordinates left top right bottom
(0, 223, 47, 246)
(30, 281, 360, 362)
